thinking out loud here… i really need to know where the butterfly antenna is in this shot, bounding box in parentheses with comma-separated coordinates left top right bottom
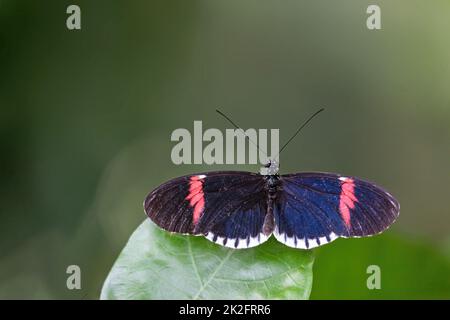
(278, 108, 325, 155)
(216, 109, 267, 156)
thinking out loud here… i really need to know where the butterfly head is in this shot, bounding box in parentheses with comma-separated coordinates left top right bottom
(263, 159, 279, 176)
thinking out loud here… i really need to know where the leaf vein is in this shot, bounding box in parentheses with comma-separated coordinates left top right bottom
(193, 249, 234, 300)
(188, 237, 204, 287)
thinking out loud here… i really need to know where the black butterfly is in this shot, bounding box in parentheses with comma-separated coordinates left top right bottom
(144, 161, 399, 249)
(144, 110, 400, 249)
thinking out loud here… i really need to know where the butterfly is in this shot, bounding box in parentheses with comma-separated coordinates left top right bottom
(144, 109, 400, 249)
(143, 160, 400, 250)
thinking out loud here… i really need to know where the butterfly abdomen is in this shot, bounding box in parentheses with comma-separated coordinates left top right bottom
(261, 175, 281, 235)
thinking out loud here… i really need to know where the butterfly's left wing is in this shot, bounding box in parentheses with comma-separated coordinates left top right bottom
(144, 171, 270, 249)
(274, 172, 400, 249)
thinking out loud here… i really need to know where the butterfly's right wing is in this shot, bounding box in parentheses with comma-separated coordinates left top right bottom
(274, 172, 399, 249)
(144, 171, 270, 248)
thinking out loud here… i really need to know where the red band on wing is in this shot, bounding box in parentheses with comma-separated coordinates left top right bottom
(186, 176, 205, 225)
(339, 178, 357, 227)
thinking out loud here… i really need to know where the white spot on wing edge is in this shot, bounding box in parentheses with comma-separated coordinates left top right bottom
(204, 232, 270, 249)
(273, 228, 339, 249)
(197, 174, 206, 179)
(339, 176, 348, 182)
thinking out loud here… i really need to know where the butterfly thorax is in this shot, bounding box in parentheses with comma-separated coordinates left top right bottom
(264, 174, 281, 193)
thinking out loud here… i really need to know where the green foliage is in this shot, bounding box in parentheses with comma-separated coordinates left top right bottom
(312, 234, 450, 299)
(101, 220, 314, 299)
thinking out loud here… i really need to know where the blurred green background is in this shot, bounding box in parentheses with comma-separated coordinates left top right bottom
(1, 0, 449, 299)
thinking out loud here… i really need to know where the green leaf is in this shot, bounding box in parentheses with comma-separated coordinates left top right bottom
(101, 220, 314, 299)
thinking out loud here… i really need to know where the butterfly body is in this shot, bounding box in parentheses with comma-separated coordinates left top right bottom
(261, 173, 285, 236)
(144, 169, 399, 250)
